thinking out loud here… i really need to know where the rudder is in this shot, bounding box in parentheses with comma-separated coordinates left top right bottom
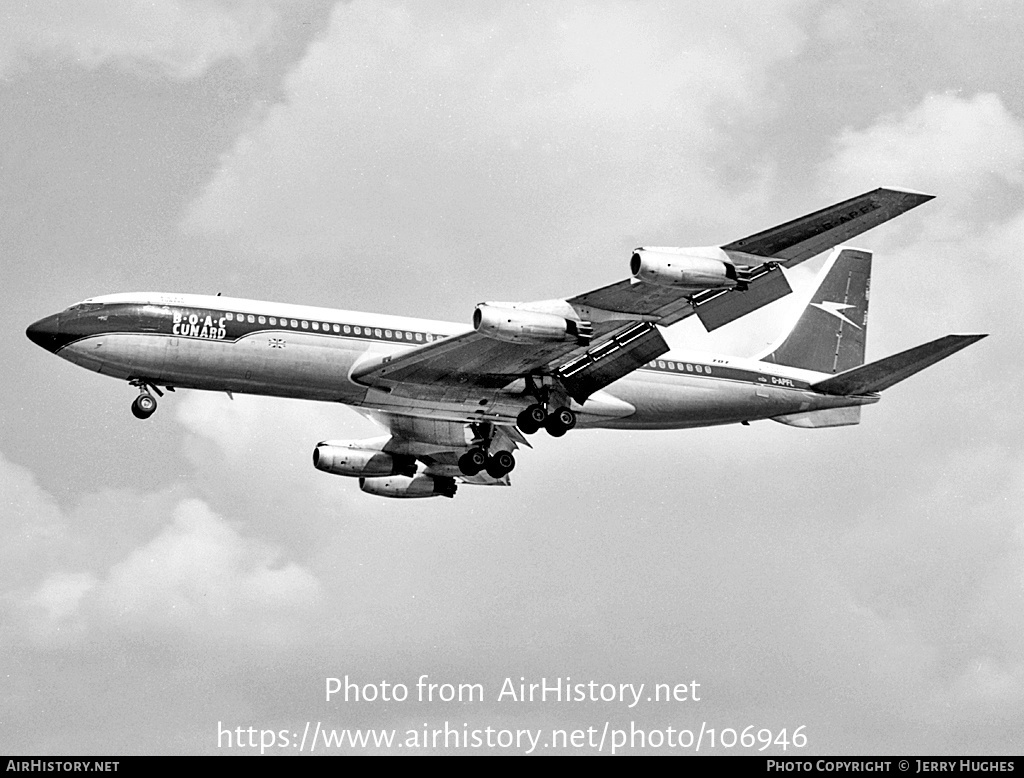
(758, 247, 871, 374)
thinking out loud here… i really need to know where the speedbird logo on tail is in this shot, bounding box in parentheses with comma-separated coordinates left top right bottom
(811, 301, 862, 329)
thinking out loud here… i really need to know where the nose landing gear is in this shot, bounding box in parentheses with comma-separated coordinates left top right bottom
(131, 392, 157, 419)
(129, 379, 163, 420)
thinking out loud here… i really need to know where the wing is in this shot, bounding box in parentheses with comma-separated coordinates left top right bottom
(720, 187, 933, 263)
(351, 329, 594, 390)
(571, 187, 934, 330)
(351, 319, 669, 406)
(353, 187, 933, 401)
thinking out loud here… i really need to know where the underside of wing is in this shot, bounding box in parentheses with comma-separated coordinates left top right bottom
(314, 406, 528, 498)
(369, 409, 522, 485)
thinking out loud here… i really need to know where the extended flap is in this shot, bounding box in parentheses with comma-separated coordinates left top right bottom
(557, 321, 669, 402)
(693, 264, 792, 331)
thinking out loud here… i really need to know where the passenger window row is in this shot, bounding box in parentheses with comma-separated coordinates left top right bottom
(221, 311, 437, 342)
(648, 360, 712, 375)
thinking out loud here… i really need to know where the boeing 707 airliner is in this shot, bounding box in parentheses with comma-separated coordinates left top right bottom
(26, 188, 984, 498)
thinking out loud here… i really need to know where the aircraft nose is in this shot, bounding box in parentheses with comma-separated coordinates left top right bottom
(26, 313, 62, 352)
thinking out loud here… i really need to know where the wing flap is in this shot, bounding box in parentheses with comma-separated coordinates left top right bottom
(693, 263, 793, 331)
(558, 321, 669, 402)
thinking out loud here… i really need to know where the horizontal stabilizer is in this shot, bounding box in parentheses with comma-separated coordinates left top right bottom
(812, 334, 987, 396)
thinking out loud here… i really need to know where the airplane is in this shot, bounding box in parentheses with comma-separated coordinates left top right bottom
(26, 187, 985, 499)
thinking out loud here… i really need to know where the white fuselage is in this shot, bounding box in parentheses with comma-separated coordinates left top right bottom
(43, 292, 873, 429)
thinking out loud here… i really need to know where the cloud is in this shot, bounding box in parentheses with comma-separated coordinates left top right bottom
(21, 571, 97, 645)
(0, 0, 279, 79)
(172, 391, 379, 534)
(98, 498, 323, 645)
(826, 92, 1024, 217)
(0, 451, 68, 592)
(675, 93, 1024, 357)
(837, 446, 1024, 743)
(1, 450, 324, 650)
(182, 1, 809, 279)
(813, 90, 1024, 388)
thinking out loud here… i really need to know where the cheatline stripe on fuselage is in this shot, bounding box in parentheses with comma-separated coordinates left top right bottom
(57, 301, 821, 392)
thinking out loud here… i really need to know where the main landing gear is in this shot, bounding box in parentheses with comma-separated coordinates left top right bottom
(515, 377, 577, 437)
(129, 379, 164, 420)
(516, 403, 576, 437)
(458, 447, 516, 479)
(457, 421, 517, 479)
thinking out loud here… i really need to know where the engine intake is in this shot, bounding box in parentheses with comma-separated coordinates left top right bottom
(359, 474, 457, 499)
(474, 304, 592, 346)
(630, 247, 739, 292)
(313, 441, 416, 478)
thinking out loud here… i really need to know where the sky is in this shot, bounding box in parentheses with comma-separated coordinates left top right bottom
(2, 0, 1022, 756)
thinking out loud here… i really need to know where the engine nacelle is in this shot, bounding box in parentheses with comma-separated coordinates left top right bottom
(359, 474, 457, 499)
(474, 304, 592, 346)
(313, 441, 416, 478)
(630, 247, 739, 292)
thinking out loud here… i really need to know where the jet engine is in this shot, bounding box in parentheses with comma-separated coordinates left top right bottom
(630, 247, 740, 292)
(473, 304, 592, 346)
(313, 441, 416, 478)
(359, 474, 457, 499)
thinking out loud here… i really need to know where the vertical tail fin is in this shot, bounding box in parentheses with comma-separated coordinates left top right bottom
(757, 247, 871, 373)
